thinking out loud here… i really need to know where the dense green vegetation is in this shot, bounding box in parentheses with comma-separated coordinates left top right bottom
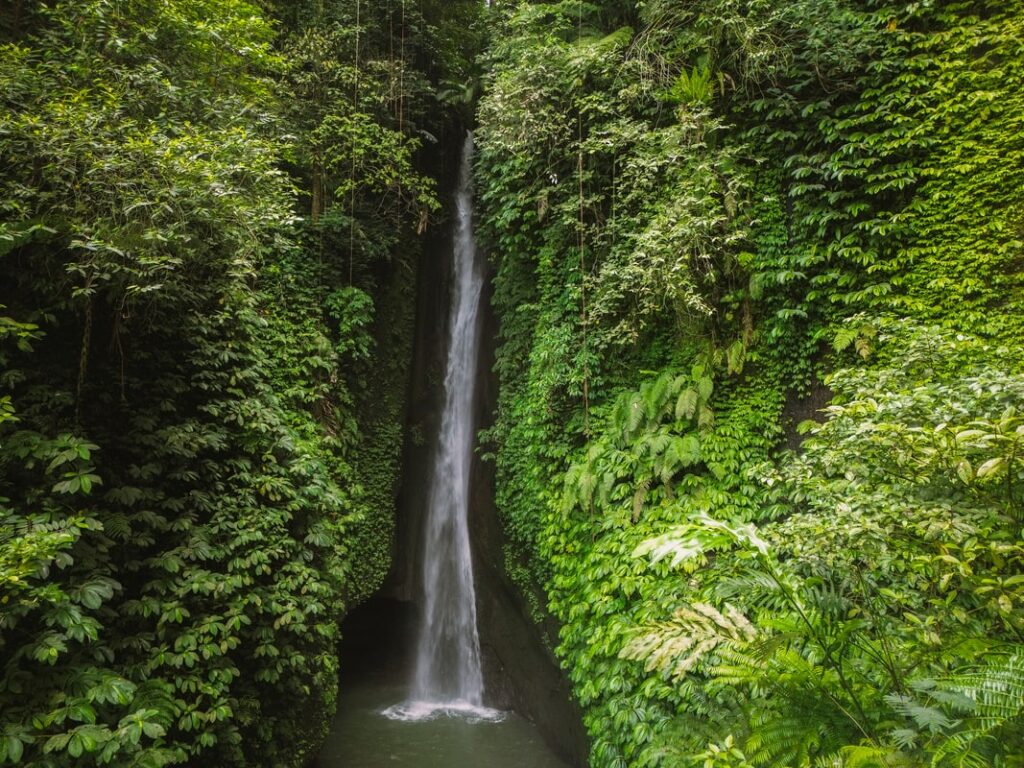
(3, 1, 1023, 767)
(476, 1, 1024, 766)
(0, 1, 479, 765)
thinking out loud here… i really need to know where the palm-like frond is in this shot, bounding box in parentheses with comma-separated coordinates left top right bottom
(931, 654, 1024, 767)
(746, 706, 828, 768)
(621, 602, 756, 682)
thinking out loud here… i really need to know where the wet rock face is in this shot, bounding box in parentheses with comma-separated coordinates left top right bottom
(471, 275, 589, 768)
(373, 134, 588, 766)
(339, 598, 418, 687)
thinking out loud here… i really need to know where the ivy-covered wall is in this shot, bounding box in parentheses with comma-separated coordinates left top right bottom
(476, 2, 1024, 766)
(0, 1, 481, 765)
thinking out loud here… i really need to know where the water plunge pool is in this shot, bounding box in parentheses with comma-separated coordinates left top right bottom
(314, 599, 568, 768)
(315, 676, 569, 768)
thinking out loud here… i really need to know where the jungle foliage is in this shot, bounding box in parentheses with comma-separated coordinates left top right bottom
(4, 0, 1023, 766)
(476, 1, 1024, 766)
(0, 0, 480, 765)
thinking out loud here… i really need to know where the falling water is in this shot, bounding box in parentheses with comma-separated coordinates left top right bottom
(383, 134, 502, 723)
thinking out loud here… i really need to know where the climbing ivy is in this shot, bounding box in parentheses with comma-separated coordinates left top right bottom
(477, 1, 1024, 766)
(0, 0, 479, 765)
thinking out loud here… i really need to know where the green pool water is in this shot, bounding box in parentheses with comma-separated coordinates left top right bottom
(314, 677, 569, 768)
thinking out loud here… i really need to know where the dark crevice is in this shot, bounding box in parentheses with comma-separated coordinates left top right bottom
(336, 136, 588, 767)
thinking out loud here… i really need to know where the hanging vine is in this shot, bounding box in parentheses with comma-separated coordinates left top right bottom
(348, 0, 361, 284)
(577, 0, 590, 434)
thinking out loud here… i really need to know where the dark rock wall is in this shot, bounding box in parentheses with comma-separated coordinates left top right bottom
(472, 275, 590, 767)
(375, 133, 589, 766)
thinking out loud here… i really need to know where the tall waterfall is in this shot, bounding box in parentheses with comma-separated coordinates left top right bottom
(384, 134, 501, 722)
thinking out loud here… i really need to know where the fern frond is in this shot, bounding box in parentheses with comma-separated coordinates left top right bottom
(644, 372, 672, 420)
(712, 569, 786, 610)
(931, 653, 1024, 767)
(641, 430, 672, 459)
(632, 478, 651, 523)
(626, 392, 645, 438)
(633, 515, 770, 572)
(746, 706, 825, 767)
(835, 744, 916, 767)
(884, 693, 957, 736)
(612, 390, 632, 437)
(676, 387, 699, 420)
(668, 434, 702, 469)
(620, 602, 756, 682)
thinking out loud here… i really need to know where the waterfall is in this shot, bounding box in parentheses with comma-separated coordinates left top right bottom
(383, 133, 502, 722)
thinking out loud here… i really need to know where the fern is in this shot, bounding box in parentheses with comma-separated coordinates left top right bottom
(644, 372, 673, 421)
(831, 744, 916, 767)
(632, 478, 651, 523)
(930, 654, 1024, 767)
(885, 691, 958, 738)
(670, 64, 714, 105)
(745, 706, 827, 768)
(633, 513, 770, 571)
(626, 392, 646, 439)
(620, 602, 756, 682)
(676, 386, 700, 420)
(712, 569, 791, 613)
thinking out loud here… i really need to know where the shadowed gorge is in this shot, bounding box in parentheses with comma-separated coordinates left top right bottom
(314, 147, 577, 753)
(331, 130, 585, 765)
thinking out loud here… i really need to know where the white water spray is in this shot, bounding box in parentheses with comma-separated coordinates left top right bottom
(383, 134, 502, 723)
